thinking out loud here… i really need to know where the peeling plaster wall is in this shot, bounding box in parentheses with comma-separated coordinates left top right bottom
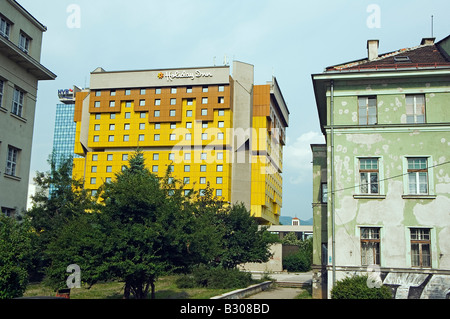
(320, 76, 450, 299)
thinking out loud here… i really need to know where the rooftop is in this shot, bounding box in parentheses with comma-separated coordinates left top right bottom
(326, 35, 450, 72)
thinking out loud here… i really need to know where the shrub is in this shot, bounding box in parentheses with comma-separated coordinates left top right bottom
(283, 250, 312, 272)
(331, 274, 392, 299)
(176, 265, 255, 289)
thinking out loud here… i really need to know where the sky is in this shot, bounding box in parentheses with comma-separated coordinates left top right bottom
(20, 0, 450, 221)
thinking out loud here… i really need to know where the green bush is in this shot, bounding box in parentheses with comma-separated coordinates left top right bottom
(282, 238, 313, 272)
(176, 265, 255, 289)
(331, 274, 392, 299)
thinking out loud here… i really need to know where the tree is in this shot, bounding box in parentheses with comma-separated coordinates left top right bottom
(0, 216, 35, 299)
(331, 274, 392, 299)
(96, 150, 167, 299)
(27, 155, 95, 278)
(215, 203, 277, 269)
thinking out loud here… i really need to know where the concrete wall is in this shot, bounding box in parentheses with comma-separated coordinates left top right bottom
(239, 243, 283, 272)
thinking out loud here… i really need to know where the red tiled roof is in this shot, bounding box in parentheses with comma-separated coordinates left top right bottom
(326, 42, 450, 72)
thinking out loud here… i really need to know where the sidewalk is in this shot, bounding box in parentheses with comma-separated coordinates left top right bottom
(246, 271, 312, 299)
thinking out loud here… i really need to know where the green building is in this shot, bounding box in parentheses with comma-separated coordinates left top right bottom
(311, 36, 450, 299)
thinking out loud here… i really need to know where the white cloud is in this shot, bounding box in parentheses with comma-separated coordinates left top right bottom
(284, 131, 325, 184)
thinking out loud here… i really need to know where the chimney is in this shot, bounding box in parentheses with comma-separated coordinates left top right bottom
(367, 40, 379, 61)
(420, 37, 435, 45)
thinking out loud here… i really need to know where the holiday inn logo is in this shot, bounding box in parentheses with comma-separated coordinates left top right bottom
(157, 70, 213, 81)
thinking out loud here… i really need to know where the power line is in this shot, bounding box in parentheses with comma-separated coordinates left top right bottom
(328, 159, 450, 195)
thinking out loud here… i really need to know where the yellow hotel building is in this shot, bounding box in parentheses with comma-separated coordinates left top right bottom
(73, 61, 289, 224)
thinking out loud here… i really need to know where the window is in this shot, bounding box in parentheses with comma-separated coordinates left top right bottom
(155, 88, 161, 94)
(216, 189, 222, 197)
(183, 177, 190, 184)
(154, 110, 160, 117)
(218, 85, 225, 92)
(411, 228, 431, 267)
(139, 100, 145, 106)
(154, 123, 160, 129)
(184, 153, 191, 161)
(94, 124, 100, 131)
(218, 121, 224, 128)
(0, 80, 4, 108)
(406, 94, 425, 124)
(321, 183, 328, 203)
(92, 154, 98, 161)
(202, 97, 208, 104)
(153, 153, 159, 160)
(201, 133, 208, 140)
(124, 101, 132, 108)
(154, 134, 160, 141)
(138, 134, 144, 141)
(125, 112, 131, 119)
(168, 165, 174, 173)
(359, 158, 379, 194)
(155, 99, 161, 106)
(358, 96, 377, 125)
(201, 109, 208, 116)
(171, 88, 177, 94)
(186, 99, 194, 106)
(90, 177, 96, 185)
(218, 109, 225, 116)
(152, 165, 158, 173)
(109, 113, 114, 119)
(12, 88, 24, 117)
(216, 177, 223, 184)
(140, 112, 146, 118)
(106, 166, 112, 173)
(91, 166, 97, 173)
(202, 122, 208, 128)
(124, 123, 130, 130)
(201, 153, 207, 160)
(186, 87, 192, 93)
(200, 177, 206, 184)
(407, 158, 428, 194)
(186, 122, 192, 129)
(95, 101, 100, 108)
(186, 110, 193, 117)
(170, 110, 176, 117)
(168, 153, 175, 161)
(202, 86, 208, 92)
(109, 101, 115, 107)
(170, 98, 176, 105)
(110, 90, 116, 96)
(125, 89, 131, 95)
(184, 189, 191, 196)
(122, 154, 128, 161)
(140, 89, 146, 95)
(200, 165, 206, 172)
(6, 146, 19, 176)
(19, 33, 31, 54)
(185, 133, 191, 140)
(218, 97, 224, 104)
(95, 91, 101, 96)
(93, 135, 99, 142)
(360, 227, 380, 266)
(216, 165, 223, 172)
(217, 132, 224, 140)
(139, 123, 145, 130)
(107, 154, 113, 161)
(169, 133, 176, 141)
(109, 124, 115, 130)
(108, 135, 114, 142)
(0, 17, 11, 39)
(184, 165, 190, 172)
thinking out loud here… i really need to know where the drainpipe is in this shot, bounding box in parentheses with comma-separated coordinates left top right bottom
(330, 80, 336, 289)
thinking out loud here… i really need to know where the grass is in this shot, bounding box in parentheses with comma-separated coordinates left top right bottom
(23, 275, 234, 299)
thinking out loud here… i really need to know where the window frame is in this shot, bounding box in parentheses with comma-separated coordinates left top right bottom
(410, 228, 431, 268)
(405, 94, 426, 124)
(12, 88, 25, 117)
(359, 158, 379, 195)
(5, 146, 19, 176)
(358, 96, 377, 125)
(407, 157, 428, 195)
(360, 227, 381, 266)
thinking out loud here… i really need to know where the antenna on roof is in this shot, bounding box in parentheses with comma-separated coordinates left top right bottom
(431, 15, 434, 37)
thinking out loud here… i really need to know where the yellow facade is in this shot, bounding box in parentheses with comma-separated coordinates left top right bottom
(72, 66, 288, 225)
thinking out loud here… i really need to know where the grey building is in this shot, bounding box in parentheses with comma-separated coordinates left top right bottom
(0, 0, 56, 216)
